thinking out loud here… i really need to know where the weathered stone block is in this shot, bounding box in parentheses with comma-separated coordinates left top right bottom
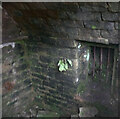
(67, 11, 101, 21)
(16, 71, 28, 80)
(101, 30, 118, 39)
(60, 3, 79, 12)
(80, 5, 107, 12)
(31, 72, 46, 80)
(42, 37, 78, 48)
(24, 78, 32, 85)
(79, 107, 98, 117)
(27, 3, 46, 10)
(69, 49, 78, 59)
(60, 39, 77, 48)
(57, 11, 69, 19)
(39, 55, 53, 64)
(46, 48, 58, 57)
(86, 2, 108, 8)
(55, 72, 75, 83)
(62, 20, 84, 28)
(115, 22, 120, 30)
(15, 63, 28, 72)
(108, 3, 119, 12)
(78, 28, 101, 40)
(57, 48, 70, 59)
(47, 18, 62, 26)
(40, 36, 59, 47)
(31, 67, 41, 74)
(102, 12, 119, 21)
(67, 28, 80, 39)
(84, 21, 115, 30)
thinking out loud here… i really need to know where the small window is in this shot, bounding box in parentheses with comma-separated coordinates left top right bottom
(89, 46, 114, 85)
(77, 41, 118, 92)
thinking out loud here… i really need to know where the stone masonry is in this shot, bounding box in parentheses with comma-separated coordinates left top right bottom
(2, 2, 120, 117)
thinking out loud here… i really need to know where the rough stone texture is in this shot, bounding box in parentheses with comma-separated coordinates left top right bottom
(2, 42, 34, 117)
(107, 2, 119, 12)
(115, 22, 120, 30)
(2, 2, 120, 118)
(2, 9, 20, 43)
(2, 39, 79, 117)
(102, 12, 119, 21)
(3, 2, 119, 44)
(2, 9, 27, 43)
(84, 21, 115, 30)
(79, 107, 98, 117)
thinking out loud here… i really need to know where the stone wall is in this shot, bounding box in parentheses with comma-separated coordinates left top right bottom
(2, 41, 34, 117)
(2, 2, 120, 117)
(3, 2, 119, 44)
(2, 38, 80, 117)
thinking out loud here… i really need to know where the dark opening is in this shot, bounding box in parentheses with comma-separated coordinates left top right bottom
(89, 46, 114, 86)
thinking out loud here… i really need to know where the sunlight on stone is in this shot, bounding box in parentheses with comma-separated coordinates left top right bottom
(84, 50, 90, 61)
(75, 78, 79, 83)
(78, 43, 81, 49)
(86, 50, 90, 61)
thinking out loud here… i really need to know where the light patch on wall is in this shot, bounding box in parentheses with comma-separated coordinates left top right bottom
(78, 43, 81, 49)
(84, 50, 90, 61)
(12, 68, 16, 75)
(84, 54, 87, 58)
(86, 50, 90, 61)
(75, 78, 79, 83)
(0, 42, 15, 49)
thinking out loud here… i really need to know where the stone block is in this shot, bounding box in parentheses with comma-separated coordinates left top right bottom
(61, 3, 79, 12)
(27, 3, 46, 10)
(108, 2, 119, 12)
(78, 28, 101, 40)
(31, 72, 46, 80)
(80, 5, 107, 12)
(24, 78, 32, 85)
(40, 36, 58, 47)
(87, 2, 108, 8)
(58, 11, 69, 19)
(57, 48, 70, 59)
(67, 11, 101, 21)
(102, 12, 119, 21)
(16, 71, 28, 80)
(84, 21, 115, 30)
(15, 63, 28, 72)
(79, 107, 98, 117)
(39, 55, 53, 64)
(62, 20, 84, 28)
(115, 22, 120, 30)
(43, 3, 60, 10)
(101, 30, 118, 39)
(55, 72, 74, 82)
(31, 67, 41, 74)
(57, 39, 78, 48)
(69, 49, 78, 59)
(47, 18, 62, 27)
(41, 36, 78, 48)
(64, 27, 79, 39)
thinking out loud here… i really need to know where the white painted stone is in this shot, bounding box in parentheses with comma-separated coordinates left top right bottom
(0, 42, 15, 49)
